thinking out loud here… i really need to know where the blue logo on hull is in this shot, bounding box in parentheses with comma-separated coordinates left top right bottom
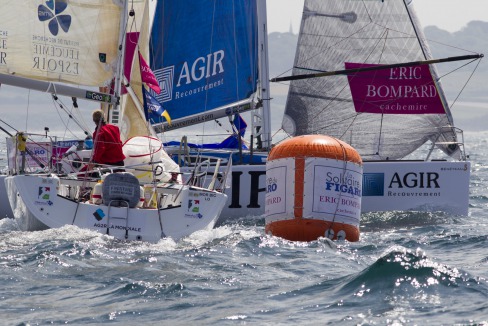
(93, 209, 105, 221)
(363, 173, 385, 196)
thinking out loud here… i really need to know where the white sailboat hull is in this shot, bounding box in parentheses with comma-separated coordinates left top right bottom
(4, 175, 227, 242)
(185, 160, 471, 218)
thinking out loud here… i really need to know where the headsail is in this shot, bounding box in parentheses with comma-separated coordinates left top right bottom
(281, 0, 467, 160)
(117, 1, 158, 140)
(149, 0, 260, 133)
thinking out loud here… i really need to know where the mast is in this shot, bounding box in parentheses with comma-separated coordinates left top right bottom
(108, 0, 130, 126)
(253, 0, 272, 150)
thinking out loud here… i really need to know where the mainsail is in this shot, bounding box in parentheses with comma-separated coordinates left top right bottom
(281, 0, 465, 160)
(0, 0, 122, 87)
(148, 0, 261, 133)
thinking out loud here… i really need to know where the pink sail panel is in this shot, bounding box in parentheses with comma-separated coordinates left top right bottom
(345, 62, 446, 114)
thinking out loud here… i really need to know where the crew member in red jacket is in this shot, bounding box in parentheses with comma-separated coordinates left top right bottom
(90, 109, 125, 170)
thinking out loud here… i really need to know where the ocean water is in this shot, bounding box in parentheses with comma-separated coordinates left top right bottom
(0, 132, 487, 325)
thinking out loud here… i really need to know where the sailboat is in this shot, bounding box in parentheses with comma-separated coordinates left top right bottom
(0, 0, 228, 242)
(156, 0, 482, 217)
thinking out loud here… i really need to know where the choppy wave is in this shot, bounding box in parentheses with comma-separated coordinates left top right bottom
(1, 217, 488, 325)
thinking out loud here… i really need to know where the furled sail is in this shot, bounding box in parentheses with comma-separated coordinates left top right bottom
(118, 0, 157, 140)
(149, 0, 260, 132)
(0, 0, 123, 87)
(281, 0, 462, 160)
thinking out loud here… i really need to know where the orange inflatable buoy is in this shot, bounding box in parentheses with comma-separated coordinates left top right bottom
(265, 135, 363, 242)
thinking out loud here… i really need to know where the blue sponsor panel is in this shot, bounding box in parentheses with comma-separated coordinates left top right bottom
(150, 0, 258, 121)
(361, 161, 470, 215)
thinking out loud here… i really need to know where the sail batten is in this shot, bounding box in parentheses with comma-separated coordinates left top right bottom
(282, 0, 472, 160)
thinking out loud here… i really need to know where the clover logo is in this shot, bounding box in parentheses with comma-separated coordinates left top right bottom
(38, 0, 72, 36)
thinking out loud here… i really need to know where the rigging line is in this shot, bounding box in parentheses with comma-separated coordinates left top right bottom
(51, 96, 79, 140)
(50, 95, 89, 140)
(312, 109, 436, 141)
(279, 12, 424, 82)
(378, 29, 389, 64)
(286, 23, 454, 82)
(361, 0, 374, 23)
(271, 127, 284, 140)
(16, 136, 50, 168)
(213, 119, 232, 134)
(423, 38, 481, 55)
(334, 28, 391, 141)
(135, 51, 161, 141)
(145, 136, 158, 184)
(306, 109, 359, 134)
(286, 25, 388, 127)
(288, 22, 374, 77)
(377, 114, 384, 156)
(449, 58, 483, 110)
(327, 138, 348, 239)
(375, 29, 394, 153)
(126, 0, 159, 141)
(337, 112, 360, 141)
(0, 118, 19, 133)
(404, 1, 428, 61)
(25, 88, 31, 132)
(298, 79, 350, 129)
(273, 14, 376, 80)
(127, 0, 140, 34)
(287, 62, 353, 125)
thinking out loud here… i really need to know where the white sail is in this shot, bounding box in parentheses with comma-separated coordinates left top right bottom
(118, 0, 157, 140)
(0, 0, 123, 87)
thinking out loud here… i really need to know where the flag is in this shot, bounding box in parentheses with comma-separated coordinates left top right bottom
(139, 51, 161, 94)
(122, 32, 140, 94)
(142, 87, 171, 125)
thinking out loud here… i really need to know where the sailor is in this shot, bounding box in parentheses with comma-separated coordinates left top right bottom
(88, 109, 125, 172)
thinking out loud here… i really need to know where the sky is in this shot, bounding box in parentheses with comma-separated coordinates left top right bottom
(267, 0, 488, 34)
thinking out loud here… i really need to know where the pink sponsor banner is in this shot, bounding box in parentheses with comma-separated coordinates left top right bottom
(345, 62, 446, 114)
(122, 32, 140, 94)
